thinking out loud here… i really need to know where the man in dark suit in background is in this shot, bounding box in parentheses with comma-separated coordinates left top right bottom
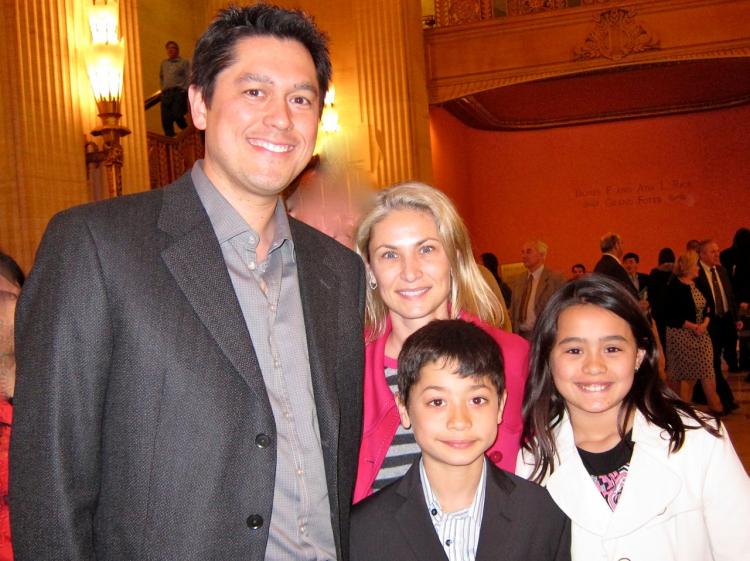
(10, 6, 365, 561)
(623, 252, 650, 300)
(695, 239, 739, 413)
(594, 232, 640, 299)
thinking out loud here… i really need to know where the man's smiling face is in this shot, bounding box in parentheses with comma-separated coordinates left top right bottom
(190, 35, 320, 205)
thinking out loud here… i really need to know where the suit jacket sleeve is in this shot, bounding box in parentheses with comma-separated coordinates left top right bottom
(11, 210, 111, 561)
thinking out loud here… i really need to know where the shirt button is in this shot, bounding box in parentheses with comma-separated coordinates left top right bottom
(488, 451, 503, 464)
(300, 525, 306, 534)
(445, 539, 452, 546)
(255, 434, 272, 449)
(297, 468, 304, 476)
(430, 508, 438, 516)
(248, 261, 257, 270)
(246, 514, 264, 529)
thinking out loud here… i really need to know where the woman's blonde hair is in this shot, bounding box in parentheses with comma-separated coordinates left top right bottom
(673, 250, 699, 278)
(355, 181, 502, 340)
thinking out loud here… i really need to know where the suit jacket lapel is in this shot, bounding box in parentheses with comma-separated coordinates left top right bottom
(157, 176, 272, 412)
(394, 462, 450, 561)
(475, 465, 515, 561)
(290, 220, 342, 507)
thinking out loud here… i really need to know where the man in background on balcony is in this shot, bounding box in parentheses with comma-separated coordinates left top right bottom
(160, 40, 190, 136)
(10, 5, 365, 561)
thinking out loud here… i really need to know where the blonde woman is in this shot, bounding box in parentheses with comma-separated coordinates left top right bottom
(665, 251, 723, 414)
(352, 182, 529, 502)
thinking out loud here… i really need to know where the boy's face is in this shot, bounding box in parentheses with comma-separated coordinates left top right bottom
(397, 360, 505, 474)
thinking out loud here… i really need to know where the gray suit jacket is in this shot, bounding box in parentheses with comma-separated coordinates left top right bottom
(509, 267, 565, 334)
(10, 174, 365, 561)
(350, 459, 571, 561)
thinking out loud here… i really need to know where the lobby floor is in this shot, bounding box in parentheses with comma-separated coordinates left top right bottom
(723, 370, 750, 474)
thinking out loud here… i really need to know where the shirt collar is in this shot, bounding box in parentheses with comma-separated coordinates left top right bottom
(191, 160, 294, 256)
(419, 456, 486, 523)
(604, 252, 622, 264)
(529, 264, 545, 280)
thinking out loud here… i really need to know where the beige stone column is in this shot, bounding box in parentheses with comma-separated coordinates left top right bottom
(0, 0, 148, 271)
(282, 0, 433, 188)
(349, 0, 433, 186)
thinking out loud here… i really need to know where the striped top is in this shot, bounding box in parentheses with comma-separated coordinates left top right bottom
(420, 458, 487, 561)
(372, 357, 421, 492)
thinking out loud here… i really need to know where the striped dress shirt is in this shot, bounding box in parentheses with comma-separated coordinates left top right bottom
(419, 458, 486, 561)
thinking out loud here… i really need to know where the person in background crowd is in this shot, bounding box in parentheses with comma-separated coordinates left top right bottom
(159, 40, 190, 136)
(594, 233, 638, 299)
(10, 6, 365, 561)
(647, 247, 675, 347)
(570, 263, 587, 280)
(663, 251, 723, 414)
(622, 252, 649, 301)
(518, 275, 750, 561)
(353, 182, 529, 502)
(694, 239, 739, 413)
(720, 228, 750, 376)
(0, 251, 22, 561)
(481, 252, 513, 307)
(510, 240, 566, 339)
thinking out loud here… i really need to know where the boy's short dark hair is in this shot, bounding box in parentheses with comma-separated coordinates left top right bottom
(397, 319, 505, 406)
(623, 252, 639, 263)
(192, 4, 331, 110)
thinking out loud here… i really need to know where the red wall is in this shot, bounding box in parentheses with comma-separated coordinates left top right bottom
(430, 105, 750, 277)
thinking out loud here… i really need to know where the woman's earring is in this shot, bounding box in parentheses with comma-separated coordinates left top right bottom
(368, 275, 378, 290)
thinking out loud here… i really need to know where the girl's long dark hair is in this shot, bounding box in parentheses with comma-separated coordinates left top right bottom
(521, 274, 720, 483)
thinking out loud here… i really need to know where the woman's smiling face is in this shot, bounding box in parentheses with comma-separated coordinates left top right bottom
(367, 209, 451, 333)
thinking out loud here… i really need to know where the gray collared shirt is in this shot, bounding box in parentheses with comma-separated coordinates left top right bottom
(192, 162, 336, 560)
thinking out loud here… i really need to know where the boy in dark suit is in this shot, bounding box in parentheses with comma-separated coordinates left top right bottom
(351, 319, 570, 561)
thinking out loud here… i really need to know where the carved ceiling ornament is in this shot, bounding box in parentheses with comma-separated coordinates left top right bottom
(508, 0, 567, 17)
(574, 7, 659, 61)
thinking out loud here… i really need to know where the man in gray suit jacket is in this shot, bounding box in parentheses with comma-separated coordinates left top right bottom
(510, 240, 565, 338)
(10, 6, 365, 561)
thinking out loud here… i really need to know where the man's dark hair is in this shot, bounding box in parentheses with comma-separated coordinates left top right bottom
(623, 252, 639, 263)
(191, 4, 331, 110)
(165, 40, 179, 50)
(571, 263, 586, 272)
(397, 320, 505, 406)
(657, 248, 675, 265)
(0, 251, 24, 288)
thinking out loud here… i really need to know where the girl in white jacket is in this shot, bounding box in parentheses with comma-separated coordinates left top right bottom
(517, 274, 750, 561)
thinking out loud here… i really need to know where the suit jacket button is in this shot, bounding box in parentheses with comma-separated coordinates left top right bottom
(255, 433, 272, 448)
(488, 451, 503, 464)
(246, 514, 264, 529)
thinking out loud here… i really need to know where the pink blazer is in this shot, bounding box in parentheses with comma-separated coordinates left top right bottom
(353, 312, 529, 503)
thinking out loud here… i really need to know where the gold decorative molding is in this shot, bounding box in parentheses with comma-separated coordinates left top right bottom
(435, 0, 492, 27)
(507, 0, 567, 17)
(574, 7, 660, 61)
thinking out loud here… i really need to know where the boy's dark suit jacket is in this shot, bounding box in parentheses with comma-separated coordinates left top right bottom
(10, 174, 365, 561)
(350, 459, 571, 561)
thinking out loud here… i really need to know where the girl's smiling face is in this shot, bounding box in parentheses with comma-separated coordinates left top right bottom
(550, 304, 645, 427)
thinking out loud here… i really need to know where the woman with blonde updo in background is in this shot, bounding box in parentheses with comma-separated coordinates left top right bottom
(352, 182, 529, 502)
(664, 250, 723, 414)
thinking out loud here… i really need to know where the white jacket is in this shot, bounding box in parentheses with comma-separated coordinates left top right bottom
(517, 410, 750, 561)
